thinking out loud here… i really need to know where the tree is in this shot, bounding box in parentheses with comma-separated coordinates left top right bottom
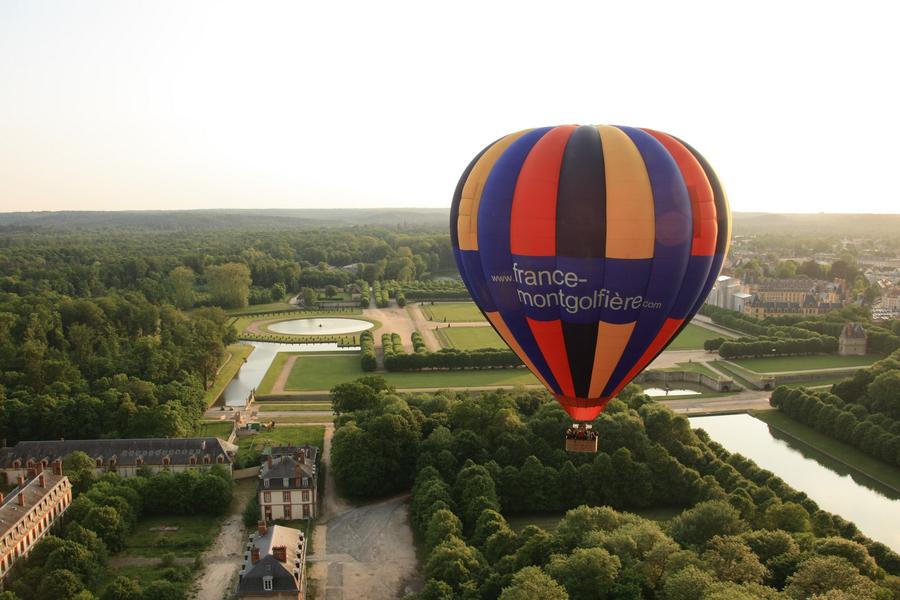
(663, 565, 715, 600)
(37, 569, 84, 600)
(45, 542, 101, 586)
(667, 500, 746, 548)
(546, 547, 620, 600)
(785, 556, 878, 599)
(763, 502, 810, 533)
(140, 580, 184, 600)
(498, 567, 568, 600)
(83, 506, 127, 552)
(63, 451, 98, 494)
(167, 267, 195, 309)
(100, 577, 142, 600)
(301, 287, 318, 307)
(425, 509, 463, 552)
(206, 263, 251, 308)
(330, 382, 383, 414)
(701, 536, 767, 584)
(424, 536, 484, 591)
(814, 537, 879, 578)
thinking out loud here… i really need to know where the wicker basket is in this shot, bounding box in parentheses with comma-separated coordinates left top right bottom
(565, 437, 599, 453)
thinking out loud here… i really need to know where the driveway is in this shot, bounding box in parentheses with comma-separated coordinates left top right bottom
(192, 479, 257, 600)
(308, 425, 422, 600)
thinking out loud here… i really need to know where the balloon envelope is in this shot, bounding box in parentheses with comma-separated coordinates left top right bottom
(451, 125, 730, 421)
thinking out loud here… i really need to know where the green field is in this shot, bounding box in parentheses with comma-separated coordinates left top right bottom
(235, 425, 325, 467)
(203, 343, 254, 407)
(729, 354, 880, 373)
(258, 403, 332, 412)
(224, 302, 297, 315)
(660, 361, 725, 381)
(752, 409, 900, 492)
(122, 514, 222, 558)
(257, 351, 294, 394)
(196, 420, 234, 438)
(421, 302, 485, 322)
(282, 354, 538, 391)
(665, 323, 722, 351)
(436, 326, 506, 350)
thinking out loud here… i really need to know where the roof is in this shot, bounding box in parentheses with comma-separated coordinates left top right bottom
(0, 438, 237, 468)
(841, 323, 868, 339)
(238, 525, 304, 594)
(259, 455, 316, 490)
(261, 444, 319, 464)
(0, 471, 69, 537)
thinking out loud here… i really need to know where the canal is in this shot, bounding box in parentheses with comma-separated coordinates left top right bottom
(221, 341, 358, 406)
(690, 413, 900, 552)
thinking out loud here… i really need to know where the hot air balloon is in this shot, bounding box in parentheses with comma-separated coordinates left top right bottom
(450, 125, 730, 452)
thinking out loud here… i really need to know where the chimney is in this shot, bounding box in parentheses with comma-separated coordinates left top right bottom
(52, 459, 63, 476)
(297, 449, 305, 463)
(294, 464, 302, 481)
(39, 474, 46, 488)
(17, 492, 25, 507)
(0, 492, 4, 504)
(250, 546, 260, 564)
(35, 463, 43, 475)
(17, 474, 24, 487)
(273, 545, 287, 563)
(267, 455, 273, 468)
(257, 520, 267, 537)
(26, 467, 36, 479)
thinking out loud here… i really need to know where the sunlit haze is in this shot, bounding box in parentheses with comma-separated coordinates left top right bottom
(2, 1, 898, 213)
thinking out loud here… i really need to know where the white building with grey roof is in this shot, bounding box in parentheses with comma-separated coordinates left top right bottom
(238, 521, 306, 599)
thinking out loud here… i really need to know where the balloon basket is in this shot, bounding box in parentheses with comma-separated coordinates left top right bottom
(565, 423, 598, 453)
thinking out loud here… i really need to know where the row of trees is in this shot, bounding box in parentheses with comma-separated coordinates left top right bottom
(5, 455, 234, 600)
(386, 347, 522, 372)
(327, 377, 900, 599)
(771, 386, 900, 467)
(359, 330, 377, 371)
(716, 334, 838, 359)
(400, 279, 471, 301)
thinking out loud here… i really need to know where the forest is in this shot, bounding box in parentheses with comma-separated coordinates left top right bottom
(328, 377, 900, 600)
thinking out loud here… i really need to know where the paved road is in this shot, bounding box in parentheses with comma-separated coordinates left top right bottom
(661, 389, 772, 415)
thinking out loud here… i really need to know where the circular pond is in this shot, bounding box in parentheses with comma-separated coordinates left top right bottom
(267, 318, 374, 335)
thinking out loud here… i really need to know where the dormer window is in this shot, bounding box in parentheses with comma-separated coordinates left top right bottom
(263, 576, 273, 591)
(95, 458, 102, 467)
(217, 455, 224, 464)
(203, 455, 211, 464)
(136, 456, 144, 466)
(12, 459, 20, 469)
(189, 456, 197, 465)
(283, 478, 289, 488)
(264, 479, 270, 488)
(162, 456, 170, 466)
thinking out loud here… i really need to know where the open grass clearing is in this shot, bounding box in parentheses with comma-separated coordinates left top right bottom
(99, 563, 193, 598)
(665, 323, 723, 350)
(258, 402, 333, 412)
(270, 415, 335, 424)
(506, 506, 682, 533)
(729, 353, 880, 373)
(421, 302, 485, 322)
(122, 514, 222, 558)
(257, 351, 294, 395)
(751, 409, 900, 493)
(283, 354, 538, 391)
(196, 420, 234, 439)
(779, 376, 849, 389)
(203, 343, 253, 408)
(224, 301, 297, 315)
(710, 360, 764, 389)
(436, 326, 507, 350)
(235, 425, 325, 467)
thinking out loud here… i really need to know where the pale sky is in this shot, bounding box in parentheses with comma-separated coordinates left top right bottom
(1, 1, 898, 214)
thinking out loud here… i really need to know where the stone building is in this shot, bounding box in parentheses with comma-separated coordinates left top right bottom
(238, 521, 306, 599)
(0, 437, 237, 484)
(258, 446, 318, 522)
(839, 323, 868, 356)
(0, 460, 72, 581)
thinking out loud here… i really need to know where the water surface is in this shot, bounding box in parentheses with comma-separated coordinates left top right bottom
(267, 317, 374, 335)
(690, 413, 900, 551)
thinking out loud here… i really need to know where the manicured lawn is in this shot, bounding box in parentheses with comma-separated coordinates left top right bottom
(283, 354, 539, 391)
(670, 361, 725, 380)
(779, 376, 849, 389)
(437, 326, 507, 350)
(730, 354, 880, 373)
(257, 351, 294, 395)
(665, 323, 722, 350)
(196, 420, 234, 439)
(258, 403, 333, 412)
(235, 425, 325, 467)
(203, 343, 254, 407)
(421, 302, 485, 322)
(710, 360, 761, 389)
(123, 514, 222, 558)
(271, 415, 336, 424)
(752, 409, 900, 492)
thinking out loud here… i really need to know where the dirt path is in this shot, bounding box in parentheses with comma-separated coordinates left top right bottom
(309, 424, 421, 600)
(270, 354, 300, 394)
(192, 479, 257, 600)
(363, 302, 418, 352)
(662, 389, 772, 415)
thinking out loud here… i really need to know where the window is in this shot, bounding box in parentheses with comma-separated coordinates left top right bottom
(302, 491, 310, 502)
(264, 478, 270, 488)
(263, 576, 273, 591)
(283, 478, 289, 488)
(263, 492, 271, 503)
(284, 505, 292, 519)
(283, 491, 290, 502)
